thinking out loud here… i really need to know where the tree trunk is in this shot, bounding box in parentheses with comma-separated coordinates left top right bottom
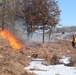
(30, 24, 33, 38)
(49, 28, 52, 42)
(2, 17, 4, 30)
(2, 0, 6, 30)
(49, 29, 51, 42)
(27, 25, 30, 40)
(42, 24, 45, 43)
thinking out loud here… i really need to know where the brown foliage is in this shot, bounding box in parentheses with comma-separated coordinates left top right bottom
(22, 0, 61, 42)
(23, 0, 60, 26)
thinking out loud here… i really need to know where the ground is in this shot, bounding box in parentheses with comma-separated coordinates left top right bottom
(0, 32, 76, 75)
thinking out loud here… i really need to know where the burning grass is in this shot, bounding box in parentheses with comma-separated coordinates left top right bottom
(0, 29, 24, 51)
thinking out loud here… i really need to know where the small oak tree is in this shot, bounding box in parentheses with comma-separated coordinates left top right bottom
(21, 0, 60, 42)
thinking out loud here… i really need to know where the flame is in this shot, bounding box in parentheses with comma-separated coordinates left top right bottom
(0, 29, 23, 51)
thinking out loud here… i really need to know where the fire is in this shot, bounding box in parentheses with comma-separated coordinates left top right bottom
(0, 29, 23, 51)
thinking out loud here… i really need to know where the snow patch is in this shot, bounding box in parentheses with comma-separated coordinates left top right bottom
(59, 56, 71, 64)
(31, 58, 44, 61)
(25, 58, 76, 75)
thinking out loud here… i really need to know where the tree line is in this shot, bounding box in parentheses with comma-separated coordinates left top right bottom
(55, 26, 76, 33)
(0, 0, 61, 43)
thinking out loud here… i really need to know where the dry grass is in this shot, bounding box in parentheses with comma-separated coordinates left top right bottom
(26, 39, 76, 66)
(0, 35, 76, 75)
(0, 36, 35, 75)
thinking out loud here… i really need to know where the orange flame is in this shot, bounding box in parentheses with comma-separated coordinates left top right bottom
(0, 29, 23, 51)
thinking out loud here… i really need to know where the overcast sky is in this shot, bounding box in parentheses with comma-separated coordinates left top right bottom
(58, 0, 76, 27)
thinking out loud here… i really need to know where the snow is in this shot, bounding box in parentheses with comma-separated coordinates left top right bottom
(59, 56, 71, 64)
(31, 58, 44, 61)
(24, 58, 76, 75)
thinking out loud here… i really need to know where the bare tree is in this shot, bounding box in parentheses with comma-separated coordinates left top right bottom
(0, 0, 22, 33)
